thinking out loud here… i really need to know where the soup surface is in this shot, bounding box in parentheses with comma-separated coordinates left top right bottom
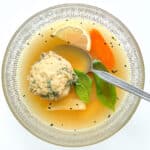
(18, 18, 130, 130)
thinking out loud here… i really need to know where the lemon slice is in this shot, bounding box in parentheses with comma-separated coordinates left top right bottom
(54, 26, 91, 51)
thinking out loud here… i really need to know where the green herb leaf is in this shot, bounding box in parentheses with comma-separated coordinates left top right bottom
(47, 80, 51, 88)
(74, 69, 92, 93)
(75, 82, 89, 103)
(74, 69, 92, 103)
(93, 59, 108, 71)
(93, 60, 117, 110)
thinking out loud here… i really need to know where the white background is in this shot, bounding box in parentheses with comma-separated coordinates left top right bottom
(0, 0, 150, 150)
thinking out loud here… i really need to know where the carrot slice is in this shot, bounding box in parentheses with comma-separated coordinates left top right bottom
(90, 29, 115, 69)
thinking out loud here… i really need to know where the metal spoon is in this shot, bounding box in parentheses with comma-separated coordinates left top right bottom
(53, 45, 150, 102)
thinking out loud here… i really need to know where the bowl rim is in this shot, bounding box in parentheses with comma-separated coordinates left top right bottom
(1, 3, 145, 147)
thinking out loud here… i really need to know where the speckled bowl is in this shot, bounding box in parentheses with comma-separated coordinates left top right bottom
(2, 4, 145, 147)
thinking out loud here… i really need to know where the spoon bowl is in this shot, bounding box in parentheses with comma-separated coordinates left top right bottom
(53, 45, 92, 73)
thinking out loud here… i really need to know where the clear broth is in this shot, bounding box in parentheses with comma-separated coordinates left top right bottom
(18, 18, 130, 130)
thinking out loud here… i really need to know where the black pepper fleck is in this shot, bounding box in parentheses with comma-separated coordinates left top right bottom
(112, 36, 116, 41)
(69, 107, 72, 110)
(76, 103, 79, 106)
(50, 34, 55, 38)
(65, 19, 69, 21)
(27, 42, 30, 45)
(111, 70, 118, 73)
(23, 94, 26, 97)
(104, 42, 107, 45)
(38, 33, 41, 35)
(108, 114, 111, 118)
(48, 107, 51, 109)
(124, 64, 127, 67)
(80, 22, 82, 24)
(93, 120, 97, 123)
(49, 103, 52, 105)
(110, 42, 113, 45)
(118, 43, 121, 46)
(50, 123, 54, 126)
(67, 41, 70, 44)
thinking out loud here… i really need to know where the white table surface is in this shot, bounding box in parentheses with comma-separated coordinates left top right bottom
(0, 0, 150, 149)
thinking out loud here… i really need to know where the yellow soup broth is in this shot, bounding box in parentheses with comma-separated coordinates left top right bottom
(18, 18, 131, 130)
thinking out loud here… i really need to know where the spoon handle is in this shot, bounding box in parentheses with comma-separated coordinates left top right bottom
(92, 70, 150, 102)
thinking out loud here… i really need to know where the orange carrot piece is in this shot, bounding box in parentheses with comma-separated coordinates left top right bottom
(90, 29, 115, 69)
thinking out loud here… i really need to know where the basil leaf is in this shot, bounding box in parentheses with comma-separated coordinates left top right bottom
(74, 69, 92, 103)
(75, 82, 89, 103)
(93, 59, 108, 71)
(93, 60, 117, 110)
(93, 73, 116, 110)
(74, 69, 92, 94)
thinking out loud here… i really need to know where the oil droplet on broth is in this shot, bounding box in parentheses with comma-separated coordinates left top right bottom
(18, 18, 131, 130)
